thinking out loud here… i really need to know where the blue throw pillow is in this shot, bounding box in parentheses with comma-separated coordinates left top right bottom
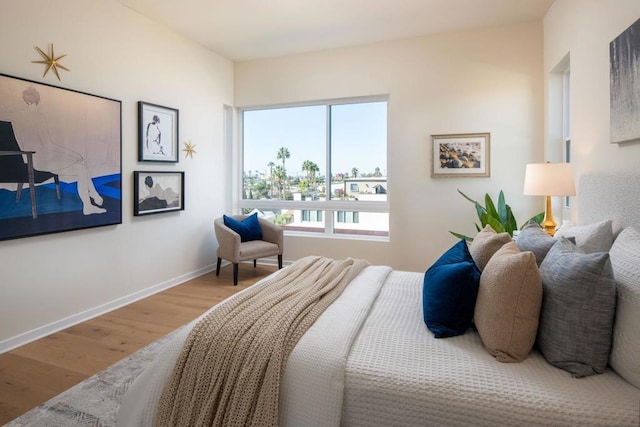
(423, 239, 481, 338)
(223, 213, 263, 242)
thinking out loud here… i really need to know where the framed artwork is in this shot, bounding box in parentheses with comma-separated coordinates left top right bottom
(431, 133, 490, 178)
(138, 101, 179, 162)
(610, 17, 640, 144)
(0, 73, 122, 241)
(133, 171, 184, 216)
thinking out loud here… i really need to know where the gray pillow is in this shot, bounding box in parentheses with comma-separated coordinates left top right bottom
(516, 222, 556, 266)
(537, 237, 616, 377)
(554, 219, 614, 253)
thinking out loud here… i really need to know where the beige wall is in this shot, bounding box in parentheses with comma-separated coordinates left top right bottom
(544, 0, 640, 223)
(235, 22, 545, 271)
(0, 0, 233, 350)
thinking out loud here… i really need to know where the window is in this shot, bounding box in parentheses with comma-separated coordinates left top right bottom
(337, 211, 359, 223)
(239, 96, 388, 238)
(302, 210, 323, 222)
(563, 68, 571, 208)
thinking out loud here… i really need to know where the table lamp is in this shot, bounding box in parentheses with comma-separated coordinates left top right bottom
(523, 162, 576, 236)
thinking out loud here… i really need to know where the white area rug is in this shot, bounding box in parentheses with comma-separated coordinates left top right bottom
(5, 328, 181, 427)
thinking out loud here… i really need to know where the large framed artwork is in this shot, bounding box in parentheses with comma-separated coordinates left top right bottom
(138, 101, 179, 162)
(610, 17, 640, 144)
(133, 171, 184, 216)
(0, 73, 122, 241)
(431, 133, 490, 178)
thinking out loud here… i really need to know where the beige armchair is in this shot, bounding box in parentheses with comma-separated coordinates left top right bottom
(214, 214, 284, 286)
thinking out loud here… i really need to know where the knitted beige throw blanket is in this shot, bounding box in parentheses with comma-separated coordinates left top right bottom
(155, 256, 369, 427)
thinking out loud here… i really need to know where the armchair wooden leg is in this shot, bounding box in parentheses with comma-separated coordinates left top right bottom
(216, 258, 222, 276)
(278, 254, 283, 269)
(233, 263, 239, 286)
(253, 259, 257, 268)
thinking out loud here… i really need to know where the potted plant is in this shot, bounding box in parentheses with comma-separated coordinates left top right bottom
(451, 190, 543, 241)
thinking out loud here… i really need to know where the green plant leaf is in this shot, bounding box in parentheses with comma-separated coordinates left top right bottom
(457, 189, 478, 205)
(458, 189, 487, 226)
(481, 213, 505, 233)
(474, 203, 486, 223)
(449, 231, 474, 242)
(484, 193, 499, 222)
(520, 212, 545, 229)
(497, 191, 508, 224)
(505, 205, 518, 236)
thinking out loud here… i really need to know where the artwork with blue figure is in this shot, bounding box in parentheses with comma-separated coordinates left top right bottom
(0, 73, 121, 241)
(4, 87, 106, 215)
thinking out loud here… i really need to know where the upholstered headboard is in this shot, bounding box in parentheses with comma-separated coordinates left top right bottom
(577, 172, 640, 235)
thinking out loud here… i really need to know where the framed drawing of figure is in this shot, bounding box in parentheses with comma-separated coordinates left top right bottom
(138, 101, 179, 162)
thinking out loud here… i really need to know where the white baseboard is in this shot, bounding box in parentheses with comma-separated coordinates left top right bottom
(0, 258, 292, 354)
(0, 263, 218, 354)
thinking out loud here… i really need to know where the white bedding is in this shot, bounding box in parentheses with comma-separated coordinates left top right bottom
(342, 271, 640, 426)
(118, 266, 640, 427)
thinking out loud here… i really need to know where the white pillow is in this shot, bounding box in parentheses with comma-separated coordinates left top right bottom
(608, 226, 640, 388)
(554, 219, 614, 253)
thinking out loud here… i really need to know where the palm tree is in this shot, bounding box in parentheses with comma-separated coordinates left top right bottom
(267, 161, 275, 197)
(274, 164, 287, 199)
(276, 147, 290, 195)
(277, 147, 290, 170)
(302, 160, 320, 196)
(302, 160, 319, 180)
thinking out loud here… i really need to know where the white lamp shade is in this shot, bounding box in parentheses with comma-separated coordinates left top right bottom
(523, 163, 576, 196)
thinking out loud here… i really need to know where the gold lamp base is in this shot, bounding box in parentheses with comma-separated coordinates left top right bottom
(541, 195, 557, 236)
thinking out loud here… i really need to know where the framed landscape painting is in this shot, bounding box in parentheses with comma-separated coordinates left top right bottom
(431, 133, 490, 178)
(0, 73, 122, 241)
(133, 171, 184, 216)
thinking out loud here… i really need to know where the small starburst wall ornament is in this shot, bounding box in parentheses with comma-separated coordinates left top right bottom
(183, 141, 197, 158)
(32, 44, 70, 81)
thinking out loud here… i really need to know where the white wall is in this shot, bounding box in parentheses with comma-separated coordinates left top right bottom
(544, 0, 640, 224)
(6, 3, 607, 350)
(0, 0, 233, 350)
(235, 23, 544, 271)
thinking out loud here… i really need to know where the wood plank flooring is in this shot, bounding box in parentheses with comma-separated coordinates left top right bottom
(0, 263, 276, 425)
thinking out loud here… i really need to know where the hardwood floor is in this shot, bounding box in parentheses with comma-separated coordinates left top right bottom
(0, 263, 276, 425)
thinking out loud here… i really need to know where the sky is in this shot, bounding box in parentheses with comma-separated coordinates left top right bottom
(242, 101, 387, 178)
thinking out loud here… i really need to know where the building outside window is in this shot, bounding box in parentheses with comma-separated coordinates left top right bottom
(337, 211, 359, 223)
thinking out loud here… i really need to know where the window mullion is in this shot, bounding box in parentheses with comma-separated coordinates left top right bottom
(325, 104, 333, 235)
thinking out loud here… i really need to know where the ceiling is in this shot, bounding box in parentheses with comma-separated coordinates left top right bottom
(117, 0, 555, 61)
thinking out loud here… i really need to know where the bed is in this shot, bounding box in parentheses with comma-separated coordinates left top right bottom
(117, 172, 640, 426)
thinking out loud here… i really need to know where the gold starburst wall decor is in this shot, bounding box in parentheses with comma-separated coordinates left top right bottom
(183, 140, 197, 158)
(32, 44, 70, 80)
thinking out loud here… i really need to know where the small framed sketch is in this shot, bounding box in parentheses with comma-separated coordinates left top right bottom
(431, 133, 490, 178)
(133, 171, 184, 216)
(138, 101, 179, 162)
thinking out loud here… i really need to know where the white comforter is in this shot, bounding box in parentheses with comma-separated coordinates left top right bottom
(118, 267, 640, 427)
